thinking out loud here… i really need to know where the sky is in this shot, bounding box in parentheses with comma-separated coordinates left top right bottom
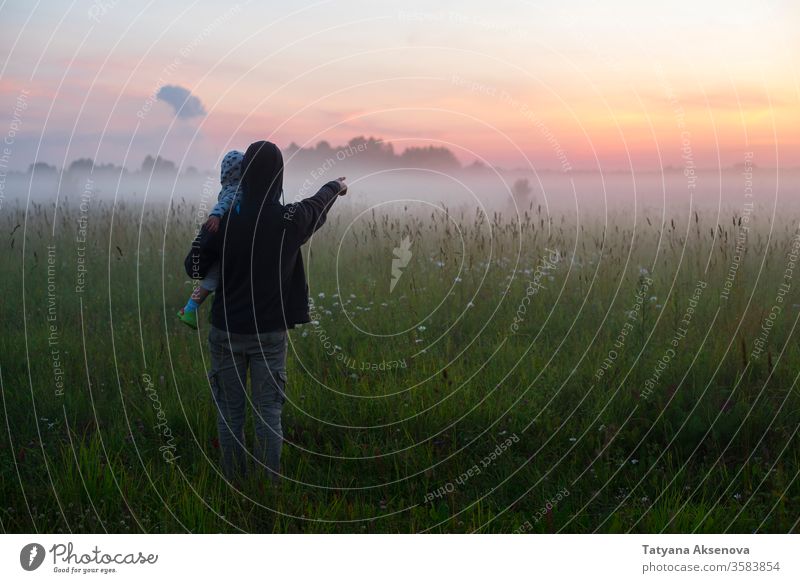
(1, 0, 798, 172)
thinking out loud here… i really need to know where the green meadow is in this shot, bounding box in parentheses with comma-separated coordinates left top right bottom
(1, 197, 798, 533)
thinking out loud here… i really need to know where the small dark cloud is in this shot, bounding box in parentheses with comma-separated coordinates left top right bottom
(156, 85, 206, 119)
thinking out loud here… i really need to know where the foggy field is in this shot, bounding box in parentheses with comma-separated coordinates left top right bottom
(1, 192, 799, 533)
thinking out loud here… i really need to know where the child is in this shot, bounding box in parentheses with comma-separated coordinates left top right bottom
(177, 150, 244, 329)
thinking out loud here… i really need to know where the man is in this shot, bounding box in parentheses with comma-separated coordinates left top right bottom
(186, 140, 347, 483)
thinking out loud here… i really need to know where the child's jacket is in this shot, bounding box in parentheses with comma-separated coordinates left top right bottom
(209, 150, 244, 217)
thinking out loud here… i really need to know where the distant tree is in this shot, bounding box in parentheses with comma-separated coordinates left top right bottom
(141, 155, 155, 172)
(315, 140, 332, 155)
(28, 162, 57, 174)
(466, 159, 488, 172)
(68, 158, 95, 175)
(141, 155, 176, 174)
(95, 162, 125, 175)
(512, 178, 533, 200)
(346, 136, 395, 165)
(399, 146, 460, 170)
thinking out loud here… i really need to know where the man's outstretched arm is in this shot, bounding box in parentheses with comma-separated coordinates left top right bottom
(283, 177, 347, 245)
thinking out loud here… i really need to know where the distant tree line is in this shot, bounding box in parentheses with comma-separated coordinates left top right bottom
(24, 155, 190, 177)
(284, 136, 462, 171)
(19, 136, 470, 177)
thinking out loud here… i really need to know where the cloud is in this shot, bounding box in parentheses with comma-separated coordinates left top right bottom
(156, 85, 206, 119)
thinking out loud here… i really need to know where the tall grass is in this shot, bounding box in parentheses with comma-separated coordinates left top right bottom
(0, 195, 798, 533)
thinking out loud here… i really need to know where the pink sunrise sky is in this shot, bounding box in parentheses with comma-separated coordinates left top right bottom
(1, 0, 798, 173)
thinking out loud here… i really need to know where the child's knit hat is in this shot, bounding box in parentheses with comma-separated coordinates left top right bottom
(218, 150, 244, 214)
(220, 150, 244, 190)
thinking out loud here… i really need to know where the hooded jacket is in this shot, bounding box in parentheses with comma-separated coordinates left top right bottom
(185, 140, 343, 333)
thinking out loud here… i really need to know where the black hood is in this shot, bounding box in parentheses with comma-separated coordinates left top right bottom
(241, 140, 284, 206)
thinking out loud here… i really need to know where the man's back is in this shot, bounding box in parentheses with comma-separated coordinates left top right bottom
(189, 141, 343, 334)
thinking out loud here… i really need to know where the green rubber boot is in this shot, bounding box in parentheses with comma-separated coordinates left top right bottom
(177, 308, 198, 329)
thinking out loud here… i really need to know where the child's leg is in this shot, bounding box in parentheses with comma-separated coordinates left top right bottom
(183, 285, 211, 313)
(192, 285, 213, 301)
(183, 263, 219, 313)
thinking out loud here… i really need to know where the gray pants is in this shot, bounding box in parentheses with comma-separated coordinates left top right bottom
(208, 326, 288, 483)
